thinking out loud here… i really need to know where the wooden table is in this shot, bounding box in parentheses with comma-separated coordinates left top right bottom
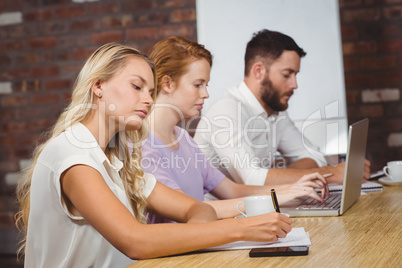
(129, 186, 402, 267)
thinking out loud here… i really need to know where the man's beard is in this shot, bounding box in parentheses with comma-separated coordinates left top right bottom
(260, 76, 291, 112)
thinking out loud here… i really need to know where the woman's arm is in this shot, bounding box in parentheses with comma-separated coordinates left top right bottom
(208, 173, 330, 217)
(146, 182, 217, 224)
(61, 164, 292, 260)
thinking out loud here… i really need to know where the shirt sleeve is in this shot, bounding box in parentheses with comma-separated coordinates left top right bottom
(141, 139, 181, 190)
(276, 113, 327, 167)
(142, 173, 157, 198)
(196, 99, 269, 186)
(194, 145, 226, 193)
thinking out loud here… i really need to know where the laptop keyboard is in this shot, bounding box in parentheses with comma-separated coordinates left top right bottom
(295, 194, 342, 210)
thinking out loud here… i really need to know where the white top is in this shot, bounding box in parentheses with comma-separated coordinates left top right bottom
(25, 123, 156, 268)
(194, 81, 327, 185)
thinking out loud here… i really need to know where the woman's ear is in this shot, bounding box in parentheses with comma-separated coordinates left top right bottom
(160, 75, 174, 94)
(91, 80, 103, 98)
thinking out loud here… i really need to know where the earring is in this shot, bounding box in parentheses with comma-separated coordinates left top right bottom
(97, 91, 102, 97)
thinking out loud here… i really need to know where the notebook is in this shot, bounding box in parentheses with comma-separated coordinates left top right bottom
(281, 118, 369, 217)
(328, 181, 382, 192)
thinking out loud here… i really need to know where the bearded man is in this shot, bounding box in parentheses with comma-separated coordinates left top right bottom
(194, 29, 370, 186)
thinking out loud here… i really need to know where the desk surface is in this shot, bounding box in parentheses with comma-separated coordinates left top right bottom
(129, 186, 402, 267)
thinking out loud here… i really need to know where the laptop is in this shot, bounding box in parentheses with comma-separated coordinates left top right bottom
(281, 118, 369, 217)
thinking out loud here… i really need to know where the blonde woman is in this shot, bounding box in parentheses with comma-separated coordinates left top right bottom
(16, 43, 292, 267)
(142, 36, 329, 224)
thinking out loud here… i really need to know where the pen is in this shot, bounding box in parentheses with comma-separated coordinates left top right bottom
(271, 189, 280, 213)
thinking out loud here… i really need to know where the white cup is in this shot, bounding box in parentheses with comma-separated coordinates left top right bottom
(236, 195, 275, 217)
(383, 161, 402, 181)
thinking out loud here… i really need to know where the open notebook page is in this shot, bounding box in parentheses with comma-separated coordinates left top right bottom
(200, 227, 311, 251)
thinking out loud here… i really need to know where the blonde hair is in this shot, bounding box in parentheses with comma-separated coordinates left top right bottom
(15, 43, 156, 257)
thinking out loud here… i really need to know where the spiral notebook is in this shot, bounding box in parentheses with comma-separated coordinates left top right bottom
(328, 181, 383, 192)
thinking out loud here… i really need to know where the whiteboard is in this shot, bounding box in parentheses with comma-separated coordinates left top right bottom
(196, 0, 348, 154)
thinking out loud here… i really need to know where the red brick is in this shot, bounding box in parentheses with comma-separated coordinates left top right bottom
(170, 9, 196, 22)
(64, 92, 72, 103)
(341, 25, 358, 40)
(121, 0, 152, 10)
(2, 0, 23, 10)
(0, 136, 17, 147)
(63, 63, 84, 77)
(43, 50, 72, 62)
(45, 79, 72, 91)
(14, 147, 32, 159)
(140, 42, 155, 54)
(346, 90, 360, 104)
(339, 0, 362, 8)
(383, 6, 402, 19)
(31, 93, 60, 105)
(135, 12, 169, 25)
(0, 160, 19, 173)
(379, 39, 402, 53)
(71, 19, 100, 31)
(19, 133, 44, 146)
(0, 109, 14, 121)
(360, 55, 397, 70)
(3, 121, 30, 133)
(88, 3, 119, 14)
(154, 0, 187, 8)
(343, 57, 360, 71)
(126, 28, 158, 41)
(14, 80, 41, 92)
(22, 53, 40, 63)
(31, 66, 60, 77)
(9, 24, 38, 39)
(0, 41, 24, 51)
(73, 47, 97, 60)
(0, 95, 30, 107)
(382, 23, 402, 37)
(0, 1, 7, 11)
(0, 54, 11, 66)
(40, 21, 70, 35)
(31, 118, 54, 131)
(1, 68, 30, 79)
(28, 37, 57, 49)
(159, 24, 195, 39)
(92, 31, 123, 44)
(55, 6, 86, 19)
(345, 73, 378, 88)
(23, 9, 52, 21)
(379, 70, 402, 86)
(102, 16, 132, 28)
(342, 8, 381, 23)
(347, 104, 384, 118)
(342, 41, 377, 55)
(58, 34, 92, 48)
(15, 107, 45, 119)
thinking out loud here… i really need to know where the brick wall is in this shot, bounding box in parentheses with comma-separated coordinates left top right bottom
(340, 0, 402, 170)
(0, 0, 197, 193)
(0, 0, 401, 193)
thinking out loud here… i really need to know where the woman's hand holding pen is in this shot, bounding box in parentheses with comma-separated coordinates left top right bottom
(275, 172, 332, 204)
(234, 212, 292, 242)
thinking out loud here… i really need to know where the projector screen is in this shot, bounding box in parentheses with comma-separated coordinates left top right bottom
(196, 0, 348, 155)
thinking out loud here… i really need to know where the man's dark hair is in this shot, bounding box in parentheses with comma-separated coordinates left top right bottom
(244, 29, 306, 76)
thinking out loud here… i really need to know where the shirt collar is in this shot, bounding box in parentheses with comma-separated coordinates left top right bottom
(238, 81, 267, 117)
(66, 123, 123, 172)
(238, 81, 279, 120)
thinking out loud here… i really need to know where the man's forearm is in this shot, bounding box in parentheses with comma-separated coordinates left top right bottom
(287, 158, 319, 169)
